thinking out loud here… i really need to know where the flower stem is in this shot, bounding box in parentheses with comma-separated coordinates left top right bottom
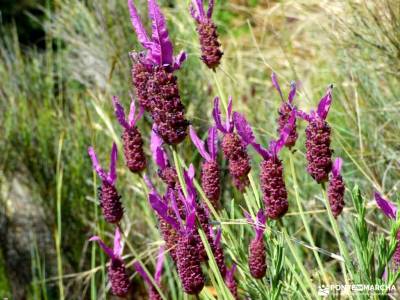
(288, 152, 329, 285)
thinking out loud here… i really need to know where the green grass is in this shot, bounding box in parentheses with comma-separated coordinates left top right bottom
(0, 0, 399, 299)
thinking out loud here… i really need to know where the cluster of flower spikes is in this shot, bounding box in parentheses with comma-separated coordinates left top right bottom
(244, 210, 268, 279)
(234, 109, 296, 219)
(112, 95, 147, 173)
(328, 158, 345, 218)
(189, 0, 223, 69)
(189, 125, 221, 210)
(271, 73, 299, 149)
(298, 85, 334, 183)
(128, 0, 189, 145)
(147, 171, 205, 295)
(213, 96, 251, 191)
(375, 193, 400, 269)
(90, 228, 131, 297)
(134, 246, 165, 300)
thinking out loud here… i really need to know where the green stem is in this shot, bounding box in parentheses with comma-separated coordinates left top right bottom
(321, 187, 353, 287)
(288, 152, 329, 285)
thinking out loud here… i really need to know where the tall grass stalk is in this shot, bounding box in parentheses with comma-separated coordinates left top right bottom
(55, 134, 65, 300)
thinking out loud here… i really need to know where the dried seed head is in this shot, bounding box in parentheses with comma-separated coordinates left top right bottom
(248, 238, 267, 279)
(148, 66, 189, 145)
(197, 20, 223, 69)
(328, 175, 345, 218)
(277, 102, 298, 149)
(260, 158, 288, 219)
(99, 182, 123, 224)
(122, 126, 146, 173)
(176, 233, 205, 295)
(108, 258, 131, 297)
(132, 62, 152, 111)
(201, 160, 221, 209)
(305, 119, 332, 183)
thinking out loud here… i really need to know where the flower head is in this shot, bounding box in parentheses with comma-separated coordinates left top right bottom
(88, 143, 123, 223)
(113, 95, 146, 173)
(190, 126, 221, 208)
(189, 0, 223, 69)
(134, 246, 165, 300)
(298, 85, 334, 183)
(271, 73, 298, 148)
(128, 0, 186, 70)
(244, 209, 267, 279)
(90, 228, 130, 297)
(328, 158, 345, 218)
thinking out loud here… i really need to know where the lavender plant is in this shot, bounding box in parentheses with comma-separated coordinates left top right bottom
(271, 73, 298, 149)
(234, 110, 296, 219)
(189, 0, 223, 69)
(88, 143, 123, 224)
(89, 228, 131, 297)
(189, 125, 221, 210)
(328, 157, 345, 218)
(128, 0, 189, 144)
(213, 96, 251, 191)
(112, 95, 146, 173)
(298, 86, 334, 183)
(245, 209, 267, 279)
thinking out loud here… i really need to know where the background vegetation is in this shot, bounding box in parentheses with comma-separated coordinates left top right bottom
(0, 0, 399, 299)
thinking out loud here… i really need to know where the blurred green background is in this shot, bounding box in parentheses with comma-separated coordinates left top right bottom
(0, 0, 399, 299)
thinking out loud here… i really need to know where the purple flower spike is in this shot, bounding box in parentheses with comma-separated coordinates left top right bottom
(113, 96, 146, 173)
(90, 228, 131, 297)
(271, 72, 284, 101)
(189, 0, 223, 69)
(328, 157, 345, 218)
(214, 98, 251, 191)
(375, 192, 397, 220)
(300, 86, 334, 183)
(245, 209, 267, 279)
(88, 144, 123, 223)
(190, 126, 221, 209)
(128, 0, 189, 144)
